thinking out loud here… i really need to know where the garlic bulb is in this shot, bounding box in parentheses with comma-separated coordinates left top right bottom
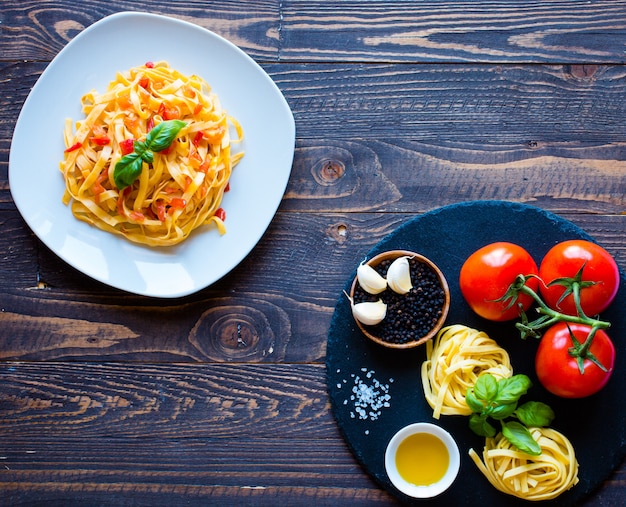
(387, 256, 413, 294)
(351, 299, 387, 326)
(357, 262, 387, 294)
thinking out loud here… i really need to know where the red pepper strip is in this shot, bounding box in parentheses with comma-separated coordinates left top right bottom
(155, 201, 167, 222)
(145, 61, 155, 68)
(139, 76, 150, 89)
(158, 102, 180, 120)
(192, 131, 204, 147)
(93, 172, 108, 204)
(224, 182, 230, 192)
(120, 138, 135, 155)
(90, 136, 110, 146)
(169, 198, 186, 209)
(64, 142, 82, 153)
(129, 211, 145, 222)
(167, 198, 186, 216)
(215, 208, 226, 221)
(198, 159, 210, 173)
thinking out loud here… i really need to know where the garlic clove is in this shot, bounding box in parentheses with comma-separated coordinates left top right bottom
(351, 299, 387, 326)
(357, 262, 387, 294)
(387, 255, 413, 294)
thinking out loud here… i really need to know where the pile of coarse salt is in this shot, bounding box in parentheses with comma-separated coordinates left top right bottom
(336, 367, 393, 434)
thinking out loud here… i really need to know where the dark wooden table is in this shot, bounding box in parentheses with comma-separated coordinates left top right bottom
(1, 2, 625, 505)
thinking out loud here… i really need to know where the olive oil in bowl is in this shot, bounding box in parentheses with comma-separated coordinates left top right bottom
(385, 422, 460, 498)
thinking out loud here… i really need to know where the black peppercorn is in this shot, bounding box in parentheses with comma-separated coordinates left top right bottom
(354, 256, 446, 345)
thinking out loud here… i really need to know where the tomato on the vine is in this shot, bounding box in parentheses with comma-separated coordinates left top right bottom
(535, 322, 615, 398)
(539, 240, 620, 317)
(460, 242, 539, 321)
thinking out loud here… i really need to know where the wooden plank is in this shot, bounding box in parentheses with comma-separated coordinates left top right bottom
(0, 3, 280, 62)
(285, 140, 626, 215)
(0, 361, 394, 505)
(274, 63, 626, 143)
(2, 2, 626, 64)
(280, 0, 626, 63)
(0, 363, 335, 438)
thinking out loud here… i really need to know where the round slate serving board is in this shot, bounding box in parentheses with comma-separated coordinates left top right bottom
(326, 200, 626, 506)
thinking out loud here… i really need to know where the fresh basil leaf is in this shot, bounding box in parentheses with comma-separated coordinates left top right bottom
(501, 421, 542, 456)
(469, 413, 496, 438)
(496, 374, 532, 404)
(474, 374, 498, 402)
(145, 120, 187, 152)
(114, 152, 143, 190)
(140, 150, 154, 164)
(488, 402, 518, 421)
(515, 401, 555, 427)
(134, 140, 147, 156)
(465, 388, 485, 414)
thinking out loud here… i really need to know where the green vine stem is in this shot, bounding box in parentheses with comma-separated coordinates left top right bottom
(500, 273, 611, 374)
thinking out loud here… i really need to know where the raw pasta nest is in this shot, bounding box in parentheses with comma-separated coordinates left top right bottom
(60, 61, 243, 246)
(469, 427, 579, 501)
(421, 324, 513, 419)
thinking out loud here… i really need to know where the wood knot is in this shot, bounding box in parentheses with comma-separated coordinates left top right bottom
(188, 300, 290, 361)
(312, 159, 345, 186)
(328, 222, 349, 244)
(569, 65, 598, 80)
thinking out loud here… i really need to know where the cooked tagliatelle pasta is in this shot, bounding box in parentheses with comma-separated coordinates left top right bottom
(469, 427, 579, 501)
(421, 324, 513, 419)
(60, 61, 244, 246)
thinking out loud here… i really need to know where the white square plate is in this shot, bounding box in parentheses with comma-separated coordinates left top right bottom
(9, 11, 295, 297)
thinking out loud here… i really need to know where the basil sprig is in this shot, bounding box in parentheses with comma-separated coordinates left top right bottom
(466, 373, 555, 456)
(114, 120, 186, 190)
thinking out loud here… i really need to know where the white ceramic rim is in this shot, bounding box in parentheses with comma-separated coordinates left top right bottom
(384, 422, 460, 498)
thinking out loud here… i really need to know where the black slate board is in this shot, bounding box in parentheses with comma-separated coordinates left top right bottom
(326, 200, 626, 506)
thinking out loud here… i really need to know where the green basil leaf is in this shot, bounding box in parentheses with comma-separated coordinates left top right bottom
(496, 374, 532, 404)
(134, 140, 147, 156)
(114, 152, 143, 190)
(488, 402, 518, 420)
(140, 150, 154, 164)
(474, 374, 498, 402)
(469, 413, 496, 438)
(145, 120, 187, 152)
(465, 388, 485, 414)
(515, 401, 555, 427)
(501, 421, 542, 456)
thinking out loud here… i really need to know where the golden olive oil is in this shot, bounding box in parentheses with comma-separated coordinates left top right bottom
(395, 432, 449, 486)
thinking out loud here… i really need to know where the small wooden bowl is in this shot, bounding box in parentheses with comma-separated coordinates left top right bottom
(350, 250, 450, 349)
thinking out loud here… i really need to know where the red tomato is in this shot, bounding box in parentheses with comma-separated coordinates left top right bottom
(535, 322, 615, 398)
(460, 242, 539, 321)
(539, 240, 620, 317)
(120, 138, 135, 156)
(214, 208, 226, 221)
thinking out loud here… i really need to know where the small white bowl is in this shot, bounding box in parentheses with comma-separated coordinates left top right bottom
(384, 422, 460, 498)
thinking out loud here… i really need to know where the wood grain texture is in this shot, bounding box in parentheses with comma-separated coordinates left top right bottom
(280, 0, 626, 63)
(1, 2, 626, 63)
(2, 2, 626, 505)
(0, 2, 280, 62)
